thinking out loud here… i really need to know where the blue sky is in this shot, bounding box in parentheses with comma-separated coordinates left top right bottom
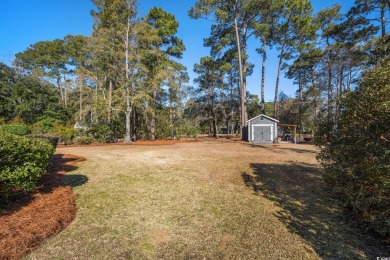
(0, 0, 355, 101)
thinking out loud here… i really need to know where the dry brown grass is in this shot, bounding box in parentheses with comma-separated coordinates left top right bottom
(26, 138, 389, 259)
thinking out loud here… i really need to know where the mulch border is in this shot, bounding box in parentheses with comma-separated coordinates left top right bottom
(0, 154, 85, 259)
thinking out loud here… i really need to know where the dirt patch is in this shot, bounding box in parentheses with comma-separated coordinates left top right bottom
(218, 234, 236, 252)
(147, 228, 171, 246)
(0, 154, 85, 259)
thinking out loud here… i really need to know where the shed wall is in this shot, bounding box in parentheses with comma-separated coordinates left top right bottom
(248, 116, 278, 143)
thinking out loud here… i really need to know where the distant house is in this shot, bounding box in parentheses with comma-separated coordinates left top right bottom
(74, 122, 91, 132)
(247, 114, 279, 143)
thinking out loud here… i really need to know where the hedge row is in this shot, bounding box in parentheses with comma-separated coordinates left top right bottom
(73, 136, 94, 145)
(316, 59, 390, 236)
(0, 133, 54, 200)
(26, 134, 59, 149)
(0, 123, 119, 145)
(0, 125, 30, 136)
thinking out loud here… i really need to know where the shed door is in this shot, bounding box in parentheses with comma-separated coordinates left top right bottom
(253, 125, 272, 141)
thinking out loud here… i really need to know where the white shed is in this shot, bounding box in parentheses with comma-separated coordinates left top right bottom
(247, 114, 279, 143)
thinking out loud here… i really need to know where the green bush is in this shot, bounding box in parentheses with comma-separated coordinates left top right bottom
(316, 59, 390, 236)
(0, 133, 54, 200)
(74, 136, 94, 145)
(26, 134, 59, 149)
(30, 117, 62, 134)
(156, 121, 172, 140)
(0, 125, 30, 136)
(53, 125, 74, 144)
(87, 124, 113, 143)
(177, 121, 200, 139)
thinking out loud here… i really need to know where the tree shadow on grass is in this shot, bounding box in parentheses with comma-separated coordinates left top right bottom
(247, 143, 318, 154)
(0, 154, 88, 215)
(48, 154, 83, 174)
(242, 162, 390, 259)
(63, 174, 89, 188)
(278, 147, 319, 154)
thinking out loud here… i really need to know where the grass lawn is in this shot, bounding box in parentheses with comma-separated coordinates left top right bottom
(26, 139, 388, 259)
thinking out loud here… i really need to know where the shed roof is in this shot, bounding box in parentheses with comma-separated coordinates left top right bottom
(247, 114, 279, 123)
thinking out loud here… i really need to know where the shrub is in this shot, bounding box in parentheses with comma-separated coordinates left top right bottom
(30, 117, 62, 134)
(177, 121, 200, 139)
(26, 134, 59, 149)
(316, 59, 390, 236)
(0, 125, 30, 136)
(155, 110, 172, 140)
(53, 125, 74, 144)
(0, 133, 54, 200)
(87, 124, 113, 143)
(73, 136, 94, 145)
(9, 116, 25, 125)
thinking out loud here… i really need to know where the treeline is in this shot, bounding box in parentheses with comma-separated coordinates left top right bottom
(1, 1, 196, 143)
(189, 0, 389, 137)
(1, 0, 388, 141)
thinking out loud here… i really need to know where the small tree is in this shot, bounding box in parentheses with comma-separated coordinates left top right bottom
(193, 56, 227, 137)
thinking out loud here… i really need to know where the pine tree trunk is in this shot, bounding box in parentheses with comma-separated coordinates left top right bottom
(79, 74, 83, 122)
(234, 17, 247, 139)
(261, 38, 267, 114)
(274, 44, 285, 118)
(94, 84, 98, 123)
(124, 89, 133, 143)
(214, 118, 218, 138)
(212, 104, 217, 138)
(327, 55, 333, 124)
(131, 105, 136, 141)
(57, 76, 65, 108)
(150, 89, 157, 141)
(169, 92, 172, 138)
(242, 38, 248, 123)
(311, 70, 317, 136)
(381, 4, 386, 36)
(64, 87, 68, 109)
(298, 71, 303, 136)
(108, 79, 113, 124)
(229, 71, 235, 136)
(123, 17, 133, 144)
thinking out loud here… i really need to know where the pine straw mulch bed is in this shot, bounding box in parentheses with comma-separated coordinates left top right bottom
(56, 139, 200, 148)
(0, 154, 85, 259)
(56, 136, 242, 148)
